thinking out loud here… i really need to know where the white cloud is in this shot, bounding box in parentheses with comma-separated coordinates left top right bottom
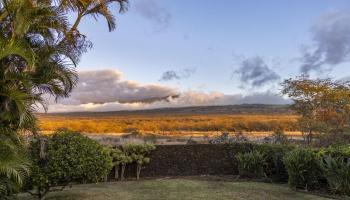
(57, 70, 178, 105)
(46, 69, 290, 113)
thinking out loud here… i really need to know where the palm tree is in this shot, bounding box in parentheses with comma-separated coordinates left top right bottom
(0, 127, 30, 198)
(0, 0, 128, 197)
(0, 0, 128, 129)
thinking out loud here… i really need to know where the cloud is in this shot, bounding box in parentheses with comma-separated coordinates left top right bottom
(48, 91, 290, 113)
(56, 70, 179, 105)
(234, 56, 280, 87)
(45, 69, 289, 113)
(159, 68, 196, 81)
(133, 0, 171, 31)
(300, 10, 350, 73)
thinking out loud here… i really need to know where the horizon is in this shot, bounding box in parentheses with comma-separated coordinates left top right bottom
(47, 0, 350, 112)
(40, 103, 292, 114)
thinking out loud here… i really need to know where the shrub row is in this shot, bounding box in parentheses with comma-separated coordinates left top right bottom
(236, 145, 350, 196)
(283, 146, 350, 195)
(22, 129, 350, 198)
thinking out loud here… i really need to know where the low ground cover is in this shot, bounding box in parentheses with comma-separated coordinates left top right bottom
(20, 177, 335, 200)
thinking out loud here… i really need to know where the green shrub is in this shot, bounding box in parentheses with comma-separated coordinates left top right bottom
(283, 148, 322, 190)
(235, 151, 265, 179)
(257, 144, 293, 183)
(320, 156, 350, 195)
(27, 130, 113, 199)
(317, 145, 350, 159)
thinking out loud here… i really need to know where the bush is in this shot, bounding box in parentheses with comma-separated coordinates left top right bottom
(27, 130, 113, 199)
(320, 156, 350, 195)
(271, 129, 288, 145)
(283, 148, 322, 190)
(317, 145, 350, 160)
(235, 151, 265, 179)
(257, 144, 293, 183)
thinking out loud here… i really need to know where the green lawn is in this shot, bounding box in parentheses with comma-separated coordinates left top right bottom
(21, 178, 334, 200)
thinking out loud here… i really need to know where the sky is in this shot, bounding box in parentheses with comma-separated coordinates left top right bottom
(48, 0, 350, 112)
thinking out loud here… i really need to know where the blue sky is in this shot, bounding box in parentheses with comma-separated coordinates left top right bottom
(49, 0, 350, 112)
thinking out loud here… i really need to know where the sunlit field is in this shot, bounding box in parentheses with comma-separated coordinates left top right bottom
(37, 113, 299, 136)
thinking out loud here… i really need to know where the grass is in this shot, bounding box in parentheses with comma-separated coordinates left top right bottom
(21, 178, 333, 200)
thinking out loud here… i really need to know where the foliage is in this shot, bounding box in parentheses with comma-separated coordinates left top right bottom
(110, 148, 132, 181)
(283, 148, 322, 190)
(208, 132, 248, 144)
(235, 151, 265, 179)
(271, 129, 288, 145)
(122, 143, 156, 180)
(317, 132, 350, 148)
(320, 156, 350, 195)
(317, 145, 350, 159)
(0, 0, 128, 130)
(0, 1, 128, 198)
(0, 127, 30, 199)
(27, 130, 113, 199)
(282, 76, 350, 145)
(257, 144, 293, 183)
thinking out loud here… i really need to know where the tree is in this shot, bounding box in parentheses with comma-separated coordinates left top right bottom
(0, 0, 128, 129)
(0, 128, 30, 199)
(110, 147, 132, 181)
(282, 76, 350, 145)
(123, 144, 155, 180)
(0, 1, 127, 197)
(27, 130, 113, 200)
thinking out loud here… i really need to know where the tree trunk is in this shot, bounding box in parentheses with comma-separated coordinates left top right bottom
(307, 129, 312, 145)
(136, 164, 141, 180)
(121, 164, 126, 181)
(114, 165, 119, 180)
(39, 188, 49, 200)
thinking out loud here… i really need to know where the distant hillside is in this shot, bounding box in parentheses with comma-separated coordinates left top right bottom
(42, 104, 293, 117)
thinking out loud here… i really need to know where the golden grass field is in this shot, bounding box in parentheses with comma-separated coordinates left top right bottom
(37, 113, 300, 137)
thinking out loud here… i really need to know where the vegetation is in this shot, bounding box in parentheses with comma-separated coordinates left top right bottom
(122, 144, 156, 180)
(110, 148, 130, 180)
(0, 0, 128, 129)
(26, 130, 113, 199)
(271, 129, 288, 144)
(37, 113, 299, 134)
(235, 151, 265, 179)
(0, 128, 30, 198)
(19, 178, 332, 200)
(257, 144, 292, 183)
(283, 148, 322, 190)
(282, 76, 350, 145)
(320, 156, 350, 195)
(0, 0, 127, 198)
